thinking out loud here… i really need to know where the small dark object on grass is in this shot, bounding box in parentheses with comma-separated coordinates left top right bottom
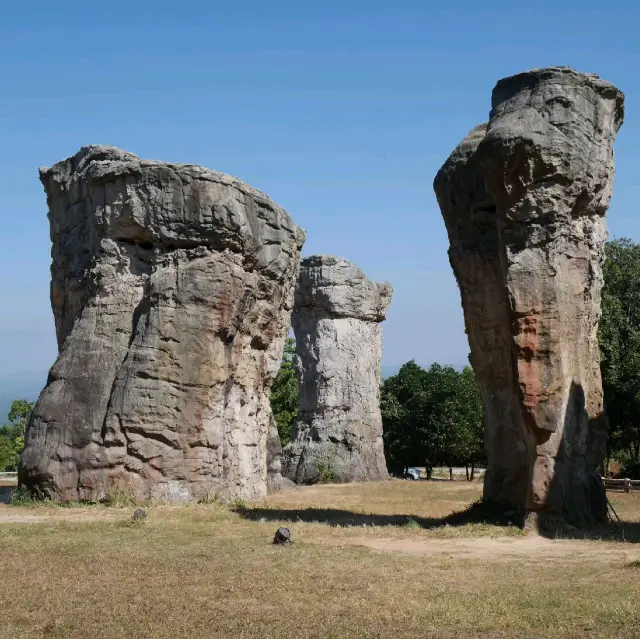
(273, 527, 291, 544)
(132, 509, 147, 521)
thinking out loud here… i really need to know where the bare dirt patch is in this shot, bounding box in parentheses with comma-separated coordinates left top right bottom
(338, 533, 631, 563)
(0, 504, 126, 524)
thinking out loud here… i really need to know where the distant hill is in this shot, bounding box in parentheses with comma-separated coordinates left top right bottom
(0, 373, 46, 422)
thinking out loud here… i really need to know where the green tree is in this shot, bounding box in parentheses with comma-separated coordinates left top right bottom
(599, 238, 640, 473)
(443, 366, 485, 480)
(411, 363, 460, 478)
(0, 398, 34, 471)
(270, 337, 299, 445)
(381, 361, 428, 475)
(381, 362, 484, 480)
(8, 399, 32, 437)
(0, 431, 16, 471)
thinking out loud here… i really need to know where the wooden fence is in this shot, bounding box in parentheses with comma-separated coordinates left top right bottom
(602, 477, 640, 493)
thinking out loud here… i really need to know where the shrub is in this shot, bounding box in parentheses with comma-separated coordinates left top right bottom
(102, 488, 137, 507)
(316, 462, 335, 484)
(9, 485, 49, 506)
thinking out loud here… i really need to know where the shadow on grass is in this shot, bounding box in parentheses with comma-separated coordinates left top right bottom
(233, 500, 524, 531)
(527, 512, 640, 543)
(233, 499, 640, 542)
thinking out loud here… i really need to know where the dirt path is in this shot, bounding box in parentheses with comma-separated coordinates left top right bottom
(0, 513, 59, 523)
(339, 535, 636, 562)
(0, 505, 125, 524)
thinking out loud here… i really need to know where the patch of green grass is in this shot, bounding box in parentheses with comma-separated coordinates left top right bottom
(404, 517, 421, 530)
(9, 485, 52, 506)
(228, 497, 250, 510)
(8, 485, 95, 509)
(101, 488, 140, 508)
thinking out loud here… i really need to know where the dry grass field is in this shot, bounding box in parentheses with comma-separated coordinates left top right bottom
(2, 480, 640, 638)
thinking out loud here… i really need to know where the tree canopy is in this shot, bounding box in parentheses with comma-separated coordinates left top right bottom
(0, 398, 33, 472)
(380, 361, 484, 479)
(599, 238, 640, 475)
(270, 337, 299, 445)
(269, 340, 486, 478)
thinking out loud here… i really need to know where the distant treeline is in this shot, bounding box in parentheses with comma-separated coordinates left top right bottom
(0, 399, 32, 472)
(380, 361, 484, 480)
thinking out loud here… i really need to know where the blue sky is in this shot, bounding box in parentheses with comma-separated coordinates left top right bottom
(1, 0, 639, 392)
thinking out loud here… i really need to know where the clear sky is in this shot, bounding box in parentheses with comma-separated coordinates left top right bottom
(1, 0, 639, 388)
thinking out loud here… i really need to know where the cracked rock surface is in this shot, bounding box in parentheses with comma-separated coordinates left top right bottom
(283, 255, 391, 484)
(19, 145, 305, 503)
(434, 68, 624, 523)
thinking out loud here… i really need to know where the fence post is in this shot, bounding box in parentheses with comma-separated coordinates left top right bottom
(625, 478, 631, 493)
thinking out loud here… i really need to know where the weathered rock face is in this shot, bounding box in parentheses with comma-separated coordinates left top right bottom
(434, 68, 624, 524)
(283, 255, 392, 484)
(19, 145, 305, 503)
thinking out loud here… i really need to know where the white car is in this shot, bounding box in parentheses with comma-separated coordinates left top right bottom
(404, 467, 420, 481)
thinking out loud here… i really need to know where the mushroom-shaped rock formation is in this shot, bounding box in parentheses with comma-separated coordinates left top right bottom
(434, 68, 624, 524)
(283, 255, 392, 484)
(19, 145, 305, 503)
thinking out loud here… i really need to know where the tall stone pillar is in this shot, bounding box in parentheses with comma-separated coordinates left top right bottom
(433, 68, 624, 523)
(19, 145, 305, 503)
(283, 255, 392, 484)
